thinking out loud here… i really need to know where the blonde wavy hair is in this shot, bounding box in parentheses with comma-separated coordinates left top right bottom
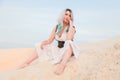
(58, 8, 74, 26)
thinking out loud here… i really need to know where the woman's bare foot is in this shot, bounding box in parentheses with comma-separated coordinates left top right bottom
(55, 63, 66, 75)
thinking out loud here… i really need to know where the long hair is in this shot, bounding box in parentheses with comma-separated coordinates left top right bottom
(58, 8, 74, 26)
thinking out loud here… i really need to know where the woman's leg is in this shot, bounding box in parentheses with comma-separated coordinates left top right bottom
(18, 50, 38, 69)
(55, 45, 73, 75)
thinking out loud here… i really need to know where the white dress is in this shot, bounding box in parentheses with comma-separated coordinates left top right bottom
(35, 27, 79, 64)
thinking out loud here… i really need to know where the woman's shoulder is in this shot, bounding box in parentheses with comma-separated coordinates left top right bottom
(72, 26, 76, 30)
(72, 26, 76, 33)
(73, 26, 75, 28)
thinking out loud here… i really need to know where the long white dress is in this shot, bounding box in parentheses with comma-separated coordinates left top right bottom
(35, 27, 80, 64)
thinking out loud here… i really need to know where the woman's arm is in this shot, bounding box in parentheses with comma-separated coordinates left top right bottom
(40, 26, 57, 49)
(67, 20, 76, 40)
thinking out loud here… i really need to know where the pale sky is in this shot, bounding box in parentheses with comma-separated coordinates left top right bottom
(0, 0, 120, 48)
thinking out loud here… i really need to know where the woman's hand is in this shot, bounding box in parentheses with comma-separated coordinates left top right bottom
(40, 40, 47, 50)
(40, 43, 44, 50)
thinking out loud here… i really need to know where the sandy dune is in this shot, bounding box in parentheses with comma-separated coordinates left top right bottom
(0, 36, 120, 80)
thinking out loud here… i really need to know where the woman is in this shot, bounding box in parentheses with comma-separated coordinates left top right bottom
(19, 8, 79, 75)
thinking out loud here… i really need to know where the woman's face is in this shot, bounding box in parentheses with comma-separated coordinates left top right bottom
(63, 11, 71, 24)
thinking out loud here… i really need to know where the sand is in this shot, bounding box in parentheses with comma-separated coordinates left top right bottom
(0, 36, 120, 80)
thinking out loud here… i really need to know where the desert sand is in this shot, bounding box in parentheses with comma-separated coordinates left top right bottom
(0, 36, 120, 80)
